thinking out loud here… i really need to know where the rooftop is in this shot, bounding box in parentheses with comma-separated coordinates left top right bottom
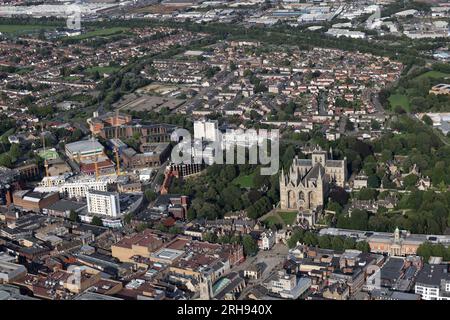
(416, 264, 450, 287)
(65, 139, 104, 154)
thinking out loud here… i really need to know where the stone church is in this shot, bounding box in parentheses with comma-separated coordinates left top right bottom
(279, 146, 347, 215)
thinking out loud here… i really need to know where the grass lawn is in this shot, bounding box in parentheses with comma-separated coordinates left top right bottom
(263, 215, 283, 228)
(0, 24, 55, 34)
(16, 67, 34, 75)
(38, 149, 59, 160)
(232, 173, 255, 188)
(278, 211, 297, 226)
(387, 70, 450, 112)
(62, 76, 81, 82)
(415, 70, 450, 80)
(388, 94, 410, 111)
(85, 66, 120, 75)
(66, 27, 129, 40)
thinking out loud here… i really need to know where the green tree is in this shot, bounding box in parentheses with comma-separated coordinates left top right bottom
(287, 229, 304, 248)
(371, 119, 381, 130)
(203, 232, 218, 243)
(91, 216, 103, 226)
(327, 200, 343, 214)
(331, 236, 344, 251)
(422, 115, 433, 126)
(136, 223, 148, 232)
(343, 237, 356, 250)
(69, 210, 79, 222)
(145, 189, 157, 202)
(367, 175, 380, 188)
(123, 213, 132, 225)
(9, 144, 20, 161)
(357, 188, 378, 201)
(349, 209, 369, 230)
(318, 235, 331, 248)
(355, 241, 371, 253)
(242, 235, 258, 256)
(0, 153, 12, 167)
(345, 119, 355, 131)
(403, 174, 419, 189)
(416, 242, 433, 262)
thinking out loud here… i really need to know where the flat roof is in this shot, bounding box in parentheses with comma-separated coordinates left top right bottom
(151, 248, 184, 261)
(66, 139, 104, 154)
(45, 199, 86, 212)
(416, 264, 450, 286)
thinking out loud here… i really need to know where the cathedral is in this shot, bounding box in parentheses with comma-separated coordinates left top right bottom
(279, 146, 347, 216)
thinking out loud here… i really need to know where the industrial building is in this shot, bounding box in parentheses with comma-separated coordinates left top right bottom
(65, 139, 105, 162)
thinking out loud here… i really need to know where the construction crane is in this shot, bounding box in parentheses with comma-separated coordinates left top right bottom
(94, 155, 99, 180)
(91, 136, 99, 180)
(41, 127, 49, 177)
(114, 110, 121, 176)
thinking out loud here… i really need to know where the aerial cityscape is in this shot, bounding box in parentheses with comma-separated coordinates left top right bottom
(0, 0, 450, 305)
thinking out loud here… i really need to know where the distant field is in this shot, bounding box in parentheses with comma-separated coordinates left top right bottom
(66, 27, 129, 40)
(388, 70, 450, 111)
(16, 67, 34, 75)
(62, 76, 81, 82)
(0, 24, 54, 34)
(415, 70, 450, 80)
(232, 173, 255, 188)
(389, 93, 410, 111)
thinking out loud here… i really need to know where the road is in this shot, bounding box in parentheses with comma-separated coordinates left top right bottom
(147, 160, 169, 193)
(370, 91, 384, 115)
(184, 71, 235, 114)
(318, 92, 328, 116)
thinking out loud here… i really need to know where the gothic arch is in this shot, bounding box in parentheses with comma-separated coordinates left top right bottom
(308, 191, 314, 209)
(287, 190, 297, 209)
(299, 191, 305, 201)
(298, 191, 306, 210)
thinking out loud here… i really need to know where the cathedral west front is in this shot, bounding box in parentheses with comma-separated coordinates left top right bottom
(279, 146, 347, 214)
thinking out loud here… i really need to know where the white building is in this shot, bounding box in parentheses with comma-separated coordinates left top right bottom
(60, 180, 109, 199)
(353, 174, 368, 189)
(192, 140, 216, 165)
(191, 120, 220, 165)
(39, 175, 68, 188)
(415, 264, 450, 300)
(259, 230, 276, 251)
(325, 28, 366, 39)
(265, 271, 311, 299)
(86, 190, 121, 218)
(194, 119, 219, 142)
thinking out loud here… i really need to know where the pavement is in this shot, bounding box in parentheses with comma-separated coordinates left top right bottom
(233, 243, 289, 299)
